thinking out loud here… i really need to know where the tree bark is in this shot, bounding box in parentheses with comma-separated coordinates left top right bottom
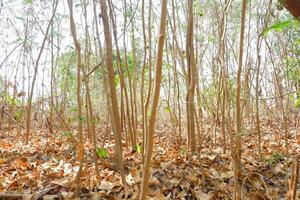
(25, 0, 58, 144)
(235, 0, 247, 199)
(99, 0, 127, 190)
(186, 0, 196, 152)
(280, 0, 300, 19)
(66, 0, 84, 194)
(140, 0, 167, 199)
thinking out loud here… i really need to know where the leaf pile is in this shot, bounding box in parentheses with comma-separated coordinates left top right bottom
(0, 126, 299, 199)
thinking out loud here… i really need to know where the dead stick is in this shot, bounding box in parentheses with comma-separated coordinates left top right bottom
(0, 193, 32, 199)
(2, 109, 17, 123)
(287, 160, 299, 200)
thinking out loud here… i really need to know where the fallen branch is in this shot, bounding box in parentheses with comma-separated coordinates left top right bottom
(0, 192, 94, 200)
(2, 108, 17, 123)
(0, 193, 32, 199)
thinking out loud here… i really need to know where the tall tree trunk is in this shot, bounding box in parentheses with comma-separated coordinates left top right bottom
(66, 0, 84, 194)
(235, 0, 247, 199)
(218, 0, 233, 154)
(143, 0, 153, 157)
(81, 0, 100, 180)
(140, 0, 167, 198)
(99, 0, 127, 190)
(25, 0, 58, 144)
(186, 0, 196, 152)
(49, 1, 55, 137)
(108, 1, 135, 150)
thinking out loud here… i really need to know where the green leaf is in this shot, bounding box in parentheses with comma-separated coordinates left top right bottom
(70, 107, 77, 112)
(180, 148, 187, 157)
(24, 0, 33, 4)
(262, 19, 293, 36)
(267, 152, 284, 166)
(79, 116, 86, 122)
(295, 38, 300, 46)
(114, 74, 120, 86)
(134, 144, 142, 154)
(96, 148, 109, 159)
(62, 131, 73, 137)
(14, 111, 23, 121)
(295, 98, 300, 108)
(91, 118, 97, 125)
(164, 106, 171, 113)
(125, 9, 133, 18)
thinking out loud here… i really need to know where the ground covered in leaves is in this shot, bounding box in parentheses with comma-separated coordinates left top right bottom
(0, 125, 299, 199)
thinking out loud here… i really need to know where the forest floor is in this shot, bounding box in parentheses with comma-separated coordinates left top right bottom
(0, 122, 300, 200)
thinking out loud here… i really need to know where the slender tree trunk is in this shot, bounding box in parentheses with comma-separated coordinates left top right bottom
(143, 0, 153, 157)
(255, 0, 272, 161)
(170, 0, 182, 146)
(49, 1, 55, 137)
(140, 0, 167, 198)
(140, 0, 147, 156)
(25, 0, 58, 144)
(67, 0, 85, 193)
(129, 0, 138, 142)
(99, 0, 127, 191)
(220, 0, 233, 154)
(108, 1, 135, 150)
(81, 0, 100, 180)
(186, 0, 196, 152)
(235, 0, 247, 199)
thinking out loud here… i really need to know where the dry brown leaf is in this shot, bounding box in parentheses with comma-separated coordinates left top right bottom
(98, 180, 115, 190)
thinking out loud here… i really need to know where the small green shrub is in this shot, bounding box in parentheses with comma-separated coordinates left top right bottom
(96, 147, 109, 159)
(267, 152, 284, 166)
